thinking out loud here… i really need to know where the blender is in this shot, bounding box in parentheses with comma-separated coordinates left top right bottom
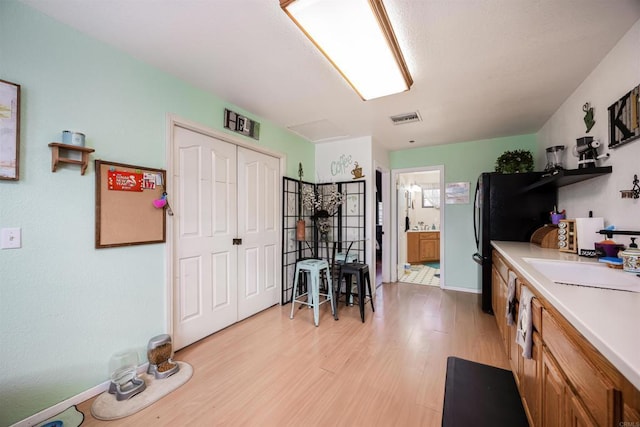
(544, 145, 565, 172)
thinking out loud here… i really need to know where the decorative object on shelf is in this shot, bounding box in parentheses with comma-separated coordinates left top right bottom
(48, 142, 95, 175)
(62, 130, 85, 147)
(583, 102, 595, 133)
(620, 174, 640, 199)
(608, 83, 639, 149)
(302, 184, 345, 240)
(494, 150, 534, 174)
(544, 145, 565, 172)
(296, 162, 306, 240)
(223, 108, 260, 140)
(351, 161, 365, 179)
(0, 79, 20, 180)
(572, 136, 609, 169)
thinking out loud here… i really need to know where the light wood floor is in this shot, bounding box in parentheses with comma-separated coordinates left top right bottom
(77, 283, 509, 426)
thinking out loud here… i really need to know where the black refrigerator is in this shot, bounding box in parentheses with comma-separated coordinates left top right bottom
(472, 172, 557, 313)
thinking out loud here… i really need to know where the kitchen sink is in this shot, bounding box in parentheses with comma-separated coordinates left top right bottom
(523, 258, 640, 293)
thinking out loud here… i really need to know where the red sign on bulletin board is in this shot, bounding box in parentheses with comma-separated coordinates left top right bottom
(107, 170, 143, 192)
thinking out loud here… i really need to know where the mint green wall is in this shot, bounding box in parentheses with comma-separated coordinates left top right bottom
(390, 134, 538, 290)
(0, 2, 313, 424)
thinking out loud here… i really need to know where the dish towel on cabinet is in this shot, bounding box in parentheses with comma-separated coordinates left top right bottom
(505, 271, 517, 326)
(516, 285, 534, 359)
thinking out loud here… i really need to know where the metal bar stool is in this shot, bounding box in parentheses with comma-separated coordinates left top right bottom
(290, 259, 336, 326)
(339, 262, 375, 322)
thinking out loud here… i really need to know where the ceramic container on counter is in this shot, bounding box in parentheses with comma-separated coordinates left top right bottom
(620, 248, 640, 273)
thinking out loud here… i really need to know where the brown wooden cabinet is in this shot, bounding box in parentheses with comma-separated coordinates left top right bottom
(406, 231, 439, 263)
(491, 249, 635, 427)
(541, 346, 567, 427)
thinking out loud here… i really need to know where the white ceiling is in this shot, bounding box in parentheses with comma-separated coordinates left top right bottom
(21, 0, 640, 151)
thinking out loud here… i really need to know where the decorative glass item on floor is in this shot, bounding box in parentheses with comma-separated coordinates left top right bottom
(147, 334, 179, 379)
(108, 350, 146, 401)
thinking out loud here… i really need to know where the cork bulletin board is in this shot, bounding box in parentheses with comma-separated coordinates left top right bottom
(95, 160, 167, 248)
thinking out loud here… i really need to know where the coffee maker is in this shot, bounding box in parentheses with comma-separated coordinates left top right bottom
(573, 137, 609, 169)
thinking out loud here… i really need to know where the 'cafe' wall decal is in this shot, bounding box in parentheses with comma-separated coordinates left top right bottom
(330, 153, 353, 176)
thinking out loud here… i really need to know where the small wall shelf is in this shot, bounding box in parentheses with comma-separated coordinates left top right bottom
(48, 142, 95, 175)
(521, 166, 613, 192)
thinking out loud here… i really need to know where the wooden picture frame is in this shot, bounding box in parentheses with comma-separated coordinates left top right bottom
(0, 79, 20, 180)
(608, 83, 640, 149)
(95, 160, 167, 248)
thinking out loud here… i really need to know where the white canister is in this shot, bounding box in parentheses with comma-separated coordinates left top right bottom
(620, 248, 640, 273)
(62, 130, 85, 147)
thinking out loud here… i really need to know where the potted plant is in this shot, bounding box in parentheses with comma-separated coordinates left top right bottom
(495, 150, 534, 173)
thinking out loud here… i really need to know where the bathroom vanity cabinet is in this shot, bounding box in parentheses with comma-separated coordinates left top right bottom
(407, 231, 439, 263)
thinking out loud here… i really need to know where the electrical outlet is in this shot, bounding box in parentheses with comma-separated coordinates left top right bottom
(1, 228, 21, 249)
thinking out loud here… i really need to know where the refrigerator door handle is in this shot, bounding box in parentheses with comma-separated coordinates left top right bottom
(472, 252, 485, 265)
(473, 178, 480, 249)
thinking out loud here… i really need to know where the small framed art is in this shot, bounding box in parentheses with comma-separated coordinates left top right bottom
(0, 79, 20, 180)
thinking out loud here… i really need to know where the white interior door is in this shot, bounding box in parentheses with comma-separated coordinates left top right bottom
(173, 126, 238, 349)
(237, 147, 280, 320)
(172, 125, 280, 349)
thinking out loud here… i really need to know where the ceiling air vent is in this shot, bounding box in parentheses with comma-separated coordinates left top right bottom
(390, 111, 422, 125)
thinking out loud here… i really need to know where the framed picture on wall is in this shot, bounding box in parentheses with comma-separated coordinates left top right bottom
(0, 79, 20, 180)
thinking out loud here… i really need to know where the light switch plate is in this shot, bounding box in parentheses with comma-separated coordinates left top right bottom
(1, 228, 21, 249)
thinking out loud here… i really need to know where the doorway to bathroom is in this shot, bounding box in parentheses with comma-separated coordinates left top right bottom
(393, 166, 444, 288)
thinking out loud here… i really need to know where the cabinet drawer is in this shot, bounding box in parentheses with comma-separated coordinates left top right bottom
(419, 232, 439, 240)
(541, 308, 620, 426)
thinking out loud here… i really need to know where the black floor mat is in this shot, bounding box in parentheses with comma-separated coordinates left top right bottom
(442, 357, 529, 427)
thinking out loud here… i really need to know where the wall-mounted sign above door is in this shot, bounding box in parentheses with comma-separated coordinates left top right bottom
(224, 108, 260, 140)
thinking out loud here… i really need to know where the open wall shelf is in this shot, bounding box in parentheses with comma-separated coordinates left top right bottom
(521, 166, 612, 192)
(49, 142, 95, 175)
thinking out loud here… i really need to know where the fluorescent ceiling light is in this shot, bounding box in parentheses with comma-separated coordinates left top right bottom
(280, 0, 413, 100)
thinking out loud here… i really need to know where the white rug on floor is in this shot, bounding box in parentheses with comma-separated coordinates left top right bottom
(401, 265, 440, 286)
(91, 361, 193, 420)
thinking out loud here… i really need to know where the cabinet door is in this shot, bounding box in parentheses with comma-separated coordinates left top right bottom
(542, 347, 567, 427)
(419, 239, 438, 261)
(520, 331, 542, 426)
(567, 390, 598, 427)
(491, 266, 500, 315)
(407, 233, 419, 263)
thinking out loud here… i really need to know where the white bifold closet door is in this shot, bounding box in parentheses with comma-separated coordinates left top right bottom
(172, 125, 279, 349)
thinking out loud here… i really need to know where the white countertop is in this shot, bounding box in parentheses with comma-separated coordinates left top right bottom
(491, 241, 640, 390)
(408, 229, 439, 232)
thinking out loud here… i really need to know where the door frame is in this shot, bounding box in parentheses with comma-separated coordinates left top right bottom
(390, 165, 445, 286)
(165, 113, 286, 337)
(374, 162, 391, 285)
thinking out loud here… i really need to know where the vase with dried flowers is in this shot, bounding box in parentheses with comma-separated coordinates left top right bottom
(302, 184, 345, 241)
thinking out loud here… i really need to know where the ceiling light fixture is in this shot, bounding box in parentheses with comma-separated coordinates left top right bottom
(280, 0, 413, 101)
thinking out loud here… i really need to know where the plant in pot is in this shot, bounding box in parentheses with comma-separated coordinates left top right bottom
(495, 150, 534, 174)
